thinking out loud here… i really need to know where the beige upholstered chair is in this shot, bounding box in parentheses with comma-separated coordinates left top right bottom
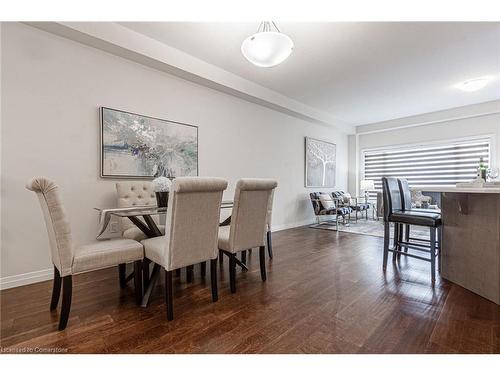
(26, 177, 144, 330)
(115, 181, 165, 241)
(141, 177, 228, 321)
(218, 178, 278, 293)
(265, 189, 275, 258)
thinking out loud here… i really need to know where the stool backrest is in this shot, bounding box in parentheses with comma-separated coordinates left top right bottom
(382, 177, 403, 222)
(397, 178, 412, 211)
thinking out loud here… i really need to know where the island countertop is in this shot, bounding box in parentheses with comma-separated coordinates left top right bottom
(413, 185, 500, 194)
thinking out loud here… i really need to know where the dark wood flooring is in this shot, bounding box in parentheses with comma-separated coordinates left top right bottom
(1, 227, 499, 353)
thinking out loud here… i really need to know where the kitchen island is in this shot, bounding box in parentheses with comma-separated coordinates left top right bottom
(418, 186, 500, 304)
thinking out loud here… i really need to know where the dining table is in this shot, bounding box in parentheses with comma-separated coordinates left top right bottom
(94, 200, 235, 307)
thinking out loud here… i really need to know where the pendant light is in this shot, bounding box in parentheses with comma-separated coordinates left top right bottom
(241, 21, 294, 68)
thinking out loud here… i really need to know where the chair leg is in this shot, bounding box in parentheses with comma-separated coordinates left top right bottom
(210, 259, 218, 302)
(259, 245, 267, 282)
(165, 270, 174, 321)
(404, 224, 410, 252)
(241, 250, 247, 264)
(229, 254, 236, 293)
(58, 275, 72, 331)
(133, 260, 143, 306)
(437, 226, 443, 273)
(393, 223, 400, 261)
(383, 222, 390, 271)
(430, 227, 437, 284)
(186, 265, 194, 283)
(200, 261, 206, 278)
(219, 249, 224, 265)
(266, 231, 273, 259)
(50, 266, 62, 311)
(118, 263, 126, 289)
(397, 224, 404, 259)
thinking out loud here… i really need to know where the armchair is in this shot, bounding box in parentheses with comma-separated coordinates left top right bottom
(309, 192, 352, 231)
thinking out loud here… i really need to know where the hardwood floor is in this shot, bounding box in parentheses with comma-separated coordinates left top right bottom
(1, 227, 499, 353)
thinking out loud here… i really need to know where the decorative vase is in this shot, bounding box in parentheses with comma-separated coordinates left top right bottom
(155, 191, 169, 208)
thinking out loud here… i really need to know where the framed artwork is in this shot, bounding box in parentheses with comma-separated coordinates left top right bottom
(305, 137, 336, 188)
(100, 107, 198, 178)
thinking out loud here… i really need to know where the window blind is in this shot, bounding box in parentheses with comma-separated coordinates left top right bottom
(362, 139, 490, 199)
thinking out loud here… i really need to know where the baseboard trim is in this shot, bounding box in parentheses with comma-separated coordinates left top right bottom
(271, 219, 312, 232)
(0, 268, 53, 290)
(0, 220, 315, 290)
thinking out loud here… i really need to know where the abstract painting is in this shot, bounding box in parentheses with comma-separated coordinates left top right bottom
(305, 137, 336, 187)
(100, 107, 198, 178)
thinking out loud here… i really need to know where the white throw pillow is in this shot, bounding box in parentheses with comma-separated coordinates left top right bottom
(319, 194, 336, 210)
(342, 192, 352, 203)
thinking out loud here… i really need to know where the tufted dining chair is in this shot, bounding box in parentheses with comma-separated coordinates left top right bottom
(141, 177, 228, 321)
(26, 177, 144, 330)
(115, 181, 165, 241)
(265, 189, 275, 258)
(218, 179, 278, 293)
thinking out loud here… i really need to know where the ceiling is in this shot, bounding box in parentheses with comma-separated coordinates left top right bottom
(120, 22, 500, 126)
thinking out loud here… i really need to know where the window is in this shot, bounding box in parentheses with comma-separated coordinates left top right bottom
(362, 138, 491, 199)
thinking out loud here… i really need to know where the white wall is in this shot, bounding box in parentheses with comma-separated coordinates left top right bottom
(348, 100, 500, 194)
(0, 23, 348, 287)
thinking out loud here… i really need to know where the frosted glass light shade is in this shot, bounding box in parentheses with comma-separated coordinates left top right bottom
(241, 31, 294, 67)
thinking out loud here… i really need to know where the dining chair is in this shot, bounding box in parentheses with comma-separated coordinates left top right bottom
(218, 179, 278, 293)
(141, 177, 228, 321)
(26, 177, 144, 330)
(265, 189, 275, 258)
(115, 181, 165, 241)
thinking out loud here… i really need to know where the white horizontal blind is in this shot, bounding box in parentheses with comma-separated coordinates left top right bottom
(363, 138, 490, 199)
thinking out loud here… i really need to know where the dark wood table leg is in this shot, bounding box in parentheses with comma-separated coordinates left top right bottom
(143, 215, 163, 237)
(141, 263, 161, 307)
(128, 216, 154, 237)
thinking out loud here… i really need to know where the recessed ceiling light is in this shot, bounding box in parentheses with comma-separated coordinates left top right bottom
(455, 77, 492, 92)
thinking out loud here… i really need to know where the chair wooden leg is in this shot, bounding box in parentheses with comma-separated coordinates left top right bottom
(430, 227, 437, 284)
(50, 266, 62, 311)
(241, 250, 247, 264)
(437, 226, 442, 273)
(266, 231, 273, 259)
(383, 222, 390, 271)
(200, 261, 206, 278)
(393, 223, 400, 261)
(58, 275, 72, 330)
(210, 259, 218, 302)
(404, 224, 410, 252)
(133, 260, 143, 305)
(165, 270, 174, 321)
(259, 245, 267, 282)
(229, 254, 236, 293)
(186, 265, 194, 283)
(219, 250, 223, 265)
(118, 263, 126, 289)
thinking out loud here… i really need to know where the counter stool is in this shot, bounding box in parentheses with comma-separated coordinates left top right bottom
(397, 179, 442, 270)
(382, 177, 442, 283)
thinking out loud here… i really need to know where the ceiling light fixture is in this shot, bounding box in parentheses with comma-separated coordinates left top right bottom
(455, 77, 492, 92)
(241, 21, 294, 68)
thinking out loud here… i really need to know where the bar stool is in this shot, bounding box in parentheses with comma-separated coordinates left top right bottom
(397, 179, 442, 267)
(382, 177, 442, 283)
